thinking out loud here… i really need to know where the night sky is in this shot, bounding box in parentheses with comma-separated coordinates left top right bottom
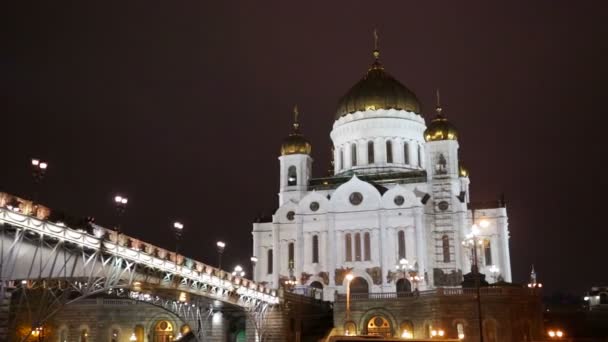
(4, 1, 608, 295)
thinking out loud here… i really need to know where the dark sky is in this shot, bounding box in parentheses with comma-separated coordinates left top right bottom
(4, 1, 608, 295)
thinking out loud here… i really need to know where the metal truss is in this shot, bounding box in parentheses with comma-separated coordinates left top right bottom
(0, 207, 277, 341)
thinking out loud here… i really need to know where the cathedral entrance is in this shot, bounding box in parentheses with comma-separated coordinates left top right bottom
(350, 277, 369, 294)
(366, 316, 392, 337)
(153, 320, 174, 342)
(396, 278, 411, 293)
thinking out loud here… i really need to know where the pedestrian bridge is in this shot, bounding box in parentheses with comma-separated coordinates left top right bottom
(0, 194, 278, 340)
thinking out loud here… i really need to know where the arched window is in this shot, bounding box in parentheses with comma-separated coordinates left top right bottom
(354, 233, 362, 261)
(312, 235, 319, 263)
(398, 231, 406, 259)
(59, 327, 68, 342)
(339, 148, 344, 170)
(267, 249, 273, 274)
(403, 142, 409, 164)
(345, 234, 352, 262)
(111, 328, 120, 342)
(484, 240, 493, 266)
(457, 323, 465, 339)
(364, 232, 371, 261)
(287, 166, 297, 186)
(442, 235, 450, 262)
(288, 242, 295, 269)
(400, 321, 414, 339)
(386, 140, 393, 163)
(351, 143, 357, 166)
(418, 145, 423, 167)
(368, 141, 375, 164)
(80, 329, 88, 342)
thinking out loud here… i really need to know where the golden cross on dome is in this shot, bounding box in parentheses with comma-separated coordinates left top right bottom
(293, 104, 300, 130)
(435, 88, 443, 115)
(373, 28, 380, 59)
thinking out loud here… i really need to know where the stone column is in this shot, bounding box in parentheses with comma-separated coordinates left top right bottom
(272, 224, 280, 288)
(413, 208, 428, 289)
(498, 211, 512, 281)
(379, 210, 391, 291)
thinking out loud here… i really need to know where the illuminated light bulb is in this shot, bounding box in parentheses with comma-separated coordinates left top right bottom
(458, 333, 465, 339)
(548, 330, 556, 337)
(32, 159, 40, 166)
(556, 330, 563, 338)
(480, 220, 490, 228)
(345, 274, 354, 281)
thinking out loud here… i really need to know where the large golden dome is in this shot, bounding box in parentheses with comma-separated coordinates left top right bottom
(335, 51, 421, 119)
(281, 106, 312, 155)
(424, 106, 458, 142)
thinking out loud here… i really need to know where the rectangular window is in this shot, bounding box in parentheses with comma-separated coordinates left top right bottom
(355, 233, 362, 261)
(386, 140, 393, 163)
(484, 240, 492, 266)
(404, 143, 409, 164)
(398, 231, 406, 259)
(364, 232, 371, 261)
(345, 234, 352, 262)
(312, 235, 319, 263)
(267, 249, 273, 274)
(351, 144, 357, 166)
(368, 141, 375, 164)
(288, 242, 294, 269)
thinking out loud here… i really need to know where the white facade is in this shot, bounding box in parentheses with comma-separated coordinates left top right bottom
(252, 74, 511, 302)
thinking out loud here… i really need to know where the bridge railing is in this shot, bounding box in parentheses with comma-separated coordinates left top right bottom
(0, 192, 278, 305)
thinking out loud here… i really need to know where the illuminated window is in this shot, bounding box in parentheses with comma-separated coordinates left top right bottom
(267, 249, 273, 274)
(351, 143, 357, 166)
(457, 323, 465, 339)
(111, 329, 119, 342)
(287, 166, 297, 186)
(398, 230, 406, 259)
(484, 240, 492, 266)
(403, 142, 409, 164)
(80, 329, 88, 342)
(386, 140, 393, 163)
(354, 233, 362, 261)
(364, 232, 371, 261)
(288, 242, 294, 269)
(312, 235, 319, 263)
(345, 233, 352, 262)
(368, 141, 375, 164)
(442, 235, 450, 262)
(400, 321, 414, 339)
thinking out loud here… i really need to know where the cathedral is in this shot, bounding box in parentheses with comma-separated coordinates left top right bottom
(251, 43, 511, 301)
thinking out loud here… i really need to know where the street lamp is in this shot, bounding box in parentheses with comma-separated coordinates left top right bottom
(395, 258, 420, 292)
(462, 210, 487, 342)
(345, 273, 354, 321)
(173, 221, 184, 255)
(216, 241, 225, 269)
(31, 158, 49, 201)
(232, 265, 245, 277)
(113, 195, 128, 233)
(250, 256, 258, 280)
(547, 329, 565, 339)
(129, 332, 137, 341)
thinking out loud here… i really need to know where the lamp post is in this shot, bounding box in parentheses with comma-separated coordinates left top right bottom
(172, 221, 184, 255)
(250, 256, 258, 280)
(31, 158, 48, 201)
(216, 241, 225, 269)
(395, 258, 419, 292)
(462, 210, 487, 342)
(489, 265, 500, 283)
(345, 273, 354, 321)
(113, 195, 128, 233)
(232, 265, 245, 277)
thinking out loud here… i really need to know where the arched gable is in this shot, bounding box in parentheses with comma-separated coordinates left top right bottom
(297, 191, 330, 214)
(381, 184, 420, 209)
(274, 200, 298, 224)
(330, 175, 382, 212)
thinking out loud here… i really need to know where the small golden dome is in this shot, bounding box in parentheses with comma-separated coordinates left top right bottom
(335, 50, 421, 119)
(281, 105, 312, 156)
(459, 165, 469, 177)
(424, 114, 458, 141)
